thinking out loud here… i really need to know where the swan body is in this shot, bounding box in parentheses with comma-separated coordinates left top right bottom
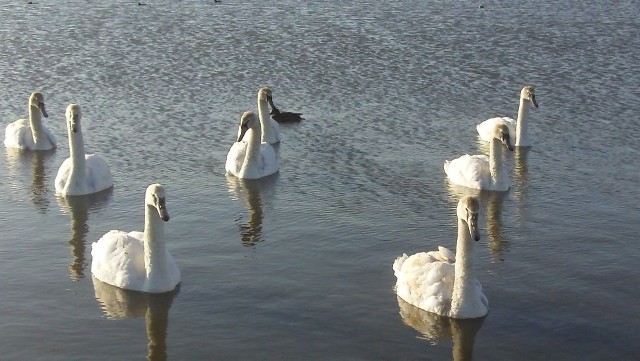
(477, 85, 538, 147)
(55, 104, 113, 195)
(91, 184, 180, 293)
(393, 196, 488, 319)
(4, 92, 56, 150)
(444, 124, 513, 191)
(226, 111, 279, 180)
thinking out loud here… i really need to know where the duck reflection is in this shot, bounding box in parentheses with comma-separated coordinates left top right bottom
(446, 184, 509, 262)
(92, 277, 179, 361)
(226, 174, 277, 247)
(397, 296, 485, 361)
(5, 148, 55, 213)
(57, 189, 112, 280)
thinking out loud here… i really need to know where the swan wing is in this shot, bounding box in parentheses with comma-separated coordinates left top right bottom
(476, 117, 515, 142)
(86, 154, 114, 193)
(444, 154, 490, 190)
(394, 252, 455, 316)
(258, 143, 279, 177)
(54, 157, 74, 193)
(4, 119, 31, 149)
(91, 230, 146, 291)
(225, 141, 248, 177)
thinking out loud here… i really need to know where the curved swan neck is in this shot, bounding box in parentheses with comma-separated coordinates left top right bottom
(29, 104, 44, 143)
(143, 205, 167, 279)
(450, 218, 476, 315)
(258, 96, 273, 143)
(515, 97, 529, 146)
(240, 124, 262, 178)
(489, 138, 506, 188)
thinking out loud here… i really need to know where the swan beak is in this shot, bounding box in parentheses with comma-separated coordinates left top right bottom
(468, 214, 480, 241)
(38, 101, 49, 118)
(237, 122, 249, 142)
(531, 94, 538, 108)
(501, 133, 514, 151)
(157, 200, 170, 222)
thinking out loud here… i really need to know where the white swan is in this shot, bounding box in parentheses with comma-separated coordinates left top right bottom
(91, 184, 180, 293)
(476, 85, 538, 147)
(477, 86, 538, 146)
(55, 104, 113, 195)
(393, 196, 488, 319)
(259, 87, 281, 144)
(444, 124, 514, 191)
(4, 92, 57, 150)
(226, 111, 279, 179)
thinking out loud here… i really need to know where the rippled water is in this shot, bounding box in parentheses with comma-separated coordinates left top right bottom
(0, 1, 638, 360)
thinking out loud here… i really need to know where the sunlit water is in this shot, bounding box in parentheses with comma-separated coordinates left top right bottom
(0, 1, 638, 360)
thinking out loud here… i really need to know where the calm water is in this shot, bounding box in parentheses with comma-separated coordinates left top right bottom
(1, 0, 639, 360)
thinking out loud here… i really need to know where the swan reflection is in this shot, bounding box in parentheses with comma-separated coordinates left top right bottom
(513, 146, 530, 202)
(5, 148, 55, 213)
(397, 296, 485, 361)
(446, 184, 509, 261)
(92, 277, 179, 361)
(226, 174, 277, 247)
(57, 189, 112, 280)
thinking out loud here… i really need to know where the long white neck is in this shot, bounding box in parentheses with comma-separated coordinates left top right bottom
(64, 126, 87, 194)
(515, 97, 529, 146)
(258, 96, 273, 143)
(29, 104, 45, 144)
(143, 205, 168, 283)
(450, 219, 478, 318)
(239, 124, 262, 179)
(488, 138, 506, 189)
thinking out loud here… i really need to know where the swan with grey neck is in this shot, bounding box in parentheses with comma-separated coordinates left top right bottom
(226, 111, 279, 180)
(91, 184, 180, 293)
(444, 124, 513, 191)
(477, 85, 538, 147)
(393, 196, 488, 319)
(55, 104, 113, 195)
(4, 92, 57, 150)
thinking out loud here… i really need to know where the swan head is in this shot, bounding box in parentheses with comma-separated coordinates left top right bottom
(520, 85, 538, 108)
(493, 124, 514, 151)
(457, 196, 480, 241)
(145, 184, 170, 222)
(236, 111, 260, 142)
(65, 104, 81, 133)
(258, 86, 273, 103)
(29, 92, 48, 118)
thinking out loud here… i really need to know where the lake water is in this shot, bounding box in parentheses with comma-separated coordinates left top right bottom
(0, 0, 638, 360)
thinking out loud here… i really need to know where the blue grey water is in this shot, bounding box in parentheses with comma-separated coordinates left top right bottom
(0, 0, 638, 360)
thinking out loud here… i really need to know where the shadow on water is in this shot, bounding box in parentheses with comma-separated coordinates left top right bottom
(92, 277, 180, 361)
(397, 296, 485, 361)
(513, 146, 531, 203)
(226, 174, 278, 247)
(5, 148, 56, 213)
(446, 183, 509, 262)
(56, 188, 114, 280)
